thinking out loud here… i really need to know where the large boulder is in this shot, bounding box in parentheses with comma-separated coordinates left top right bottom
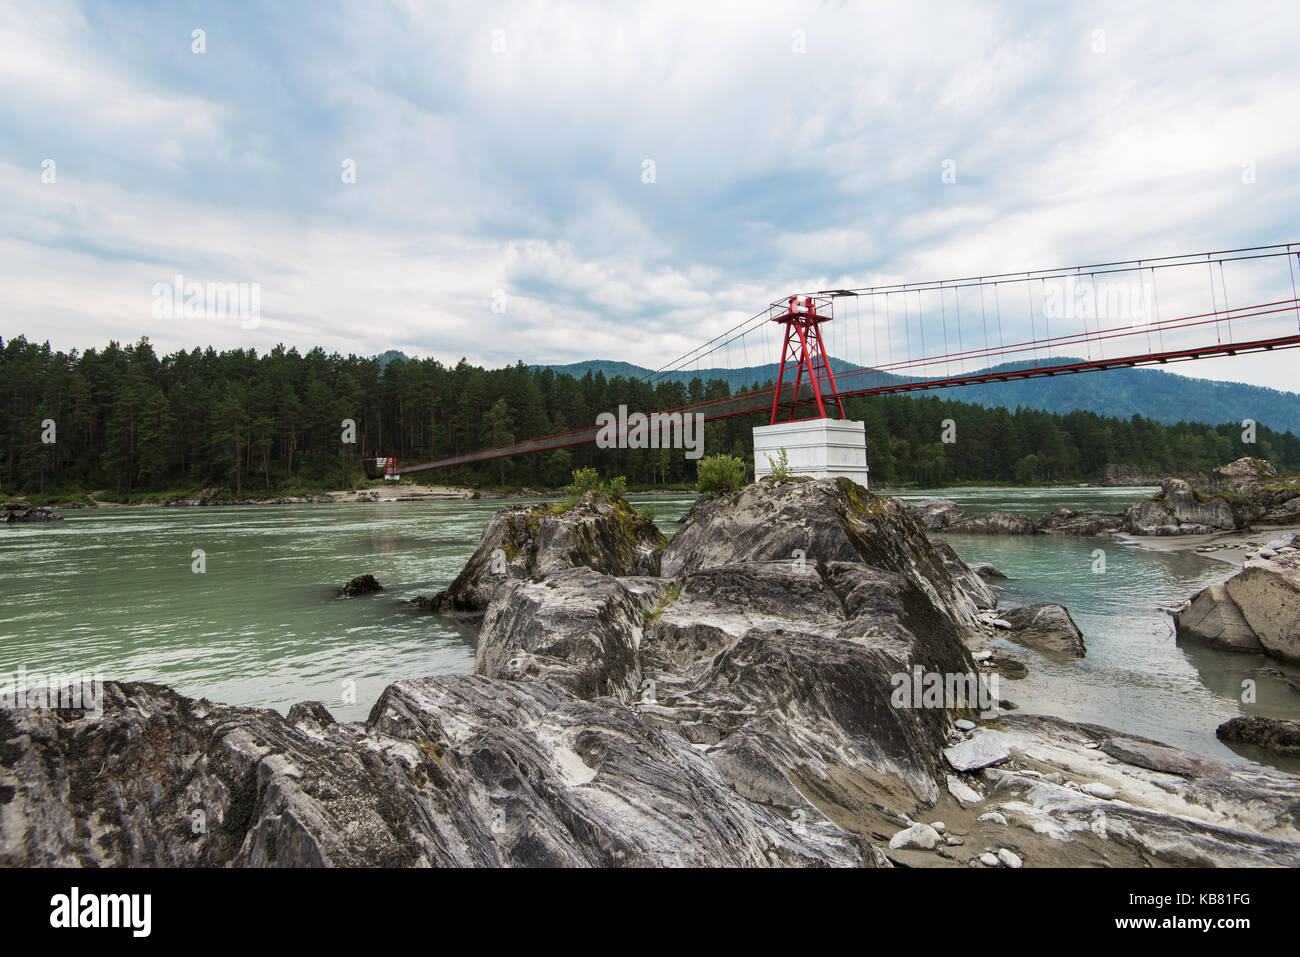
(945, 511, 1035, 535)
(1212, 456, 1278, 494)
(1173, 584, 1263, 653)
(1035, 507, 1123, 536)
(338, 574, 383, 597)
(905, 498, 966, 530)
(2, 505, 63, 523)
(970, 562, 1007, 581)
(429, 491, 665, 613)
(475, 567, 650, 700)
(1216, 716, 1300, 755)
(1000, 603, 1086, 658)
(661, 478, 985, 630)
(1224, 554, 1300, 662)
(1124, 478, 1236, 535)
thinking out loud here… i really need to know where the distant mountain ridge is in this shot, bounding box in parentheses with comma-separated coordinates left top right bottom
(529, 357, 1300, 434)
(377, 350, 1300, 434)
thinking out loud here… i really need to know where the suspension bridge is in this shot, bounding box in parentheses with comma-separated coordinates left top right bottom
(391, 243, 1300, 476)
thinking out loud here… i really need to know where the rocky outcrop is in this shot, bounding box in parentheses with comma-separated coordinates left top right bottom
(7, 477, 1300, 869)
(970, 562, 1006, 581)
(905, 498, 966, 530)
(1217, 716, 1300, 756)
(945, 511, 1035, 535)
(930, 539, 998, 610)
(906, 499, 1040, 536)
(426, 491, 665, 614)
(1224, 552, 1300, 662)
(1000, 603, 1086, 658)
(1125, 460, 1300, 532)
(1211, 456, 1278, 494)
(474, 567, 650, 700)
(2, 505, 62, 523)
(949, 715, 1300, 867)
(1099, 463, 1183, 487)
(1123, 477, 1237, 535)
(1174, 584, 1264, 653)
(160, 491, 332, 506)
(1035, 507, 1123, 536)
(1176, 542, 1300, 663)
(338, 574, 383, 597)
(661, 477, 985, 630)
(0, 678, 881, 867)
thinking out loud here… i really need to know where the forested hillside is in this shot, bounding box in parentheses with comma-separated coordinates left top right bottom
(3, 335, 1298, 498)
(541, 356, 1300, 434)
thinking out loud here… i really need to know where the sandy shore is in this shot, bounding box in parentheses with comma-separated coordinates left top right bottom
(1116, 522, 1300, 567)
(326, 483, 482, 503)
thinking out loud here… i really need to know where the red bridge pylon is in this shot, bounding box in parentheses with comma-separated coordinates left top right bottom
(769, 294, 847, 424)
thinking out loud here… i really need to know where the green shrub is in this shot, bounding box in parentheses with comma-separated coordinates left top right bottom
(696, 454, 749, 497)
(564, 468, 628, 504)
(765, 447, 792, 482)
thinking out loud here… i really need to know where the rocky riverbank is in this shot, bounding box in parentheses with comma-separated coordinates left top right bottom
(1, 504, 62, 523)
(4, 476, 1298, 867)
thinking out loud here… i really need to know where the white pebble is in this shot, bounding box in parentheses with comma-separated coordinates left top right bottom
(978, 852, 1000, 867)
(888, 822, 942, 850)
(1082, 782, 1117, 800)
(997, 848, 1023, 868)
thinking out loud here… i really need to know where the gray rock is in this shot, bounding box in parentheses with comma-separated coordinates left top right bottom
(978, 852, 1001, 866)
(970, 562, 1007, 581)
(475, 567, 648, 701)
(1124, 478, 1237, 535)
(905, 498, 967, 530)
(427, 491, 665, 613)
(1081, 782, 1117, 799)
(944, 731, 1012, 771)
(1224, 557, 1300, 662)
(955, 719, 976, 731)
(1174, 584, 1263, 653)
(2, 506, 63, 523)
(1216, 716, 1300, 755)
(947, 774, 984, 804)
(997, 847, 1023, 868)
(1212, 456, 1278, 494)
(0, 677, 884, 867)
(1100, 736, 1231, 779)
(946, 511, 1036, 535)
(888, 822, 942, 850)
(1035, 507, 1123, 536)
(931, 539, 998, 610)
(1001, 603, 1087, 658)
(338, 574, 383, 597)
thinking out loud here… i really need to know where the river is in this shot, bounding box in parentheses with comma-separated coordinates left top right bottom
(2, 486, 1297, 772)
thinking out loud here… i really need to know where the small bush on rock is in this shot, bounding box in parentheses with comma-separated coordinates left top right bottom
(696, 455, 749, 497)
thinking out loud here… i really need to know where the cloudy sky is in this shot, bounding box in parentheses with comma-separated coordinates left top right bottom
(3, 0, 1299, 389)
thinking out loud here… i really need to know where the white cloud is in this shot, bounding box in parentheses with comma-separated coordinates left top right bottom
(1, 0, 1299, 396)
